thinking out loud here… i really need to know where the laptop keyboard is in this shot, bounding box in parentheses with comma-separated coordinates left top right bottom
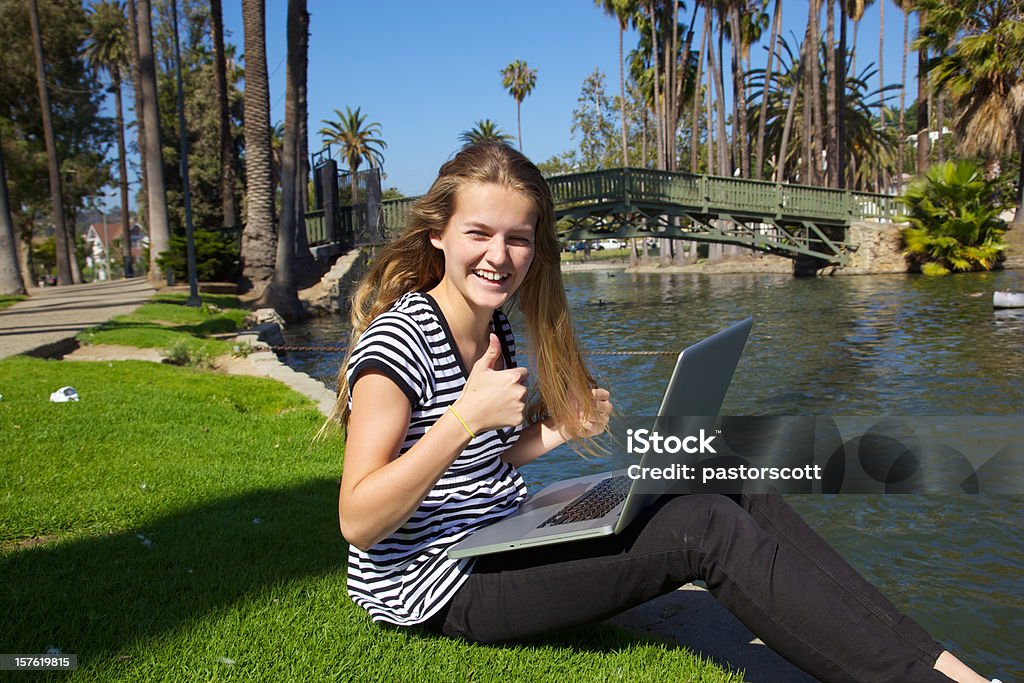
(538, 475, 633, 528)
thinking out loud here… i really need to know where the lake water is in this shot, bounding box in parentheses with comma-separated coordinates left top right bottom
(283, 267, 1024, 679)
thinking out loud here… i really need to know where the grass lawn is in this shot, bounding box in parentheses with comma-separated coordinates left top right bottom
(75, 293, 251, 360)
(0, 294, 27, 311)
(0, 306, 745, 681)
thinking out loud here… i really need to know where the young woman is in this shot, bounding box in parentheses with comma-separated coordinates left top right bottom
(333, 141, 995, 683)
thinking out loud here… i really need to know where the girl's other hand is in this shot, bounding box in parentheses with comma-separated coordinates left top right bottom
(578, 387, 612, 438)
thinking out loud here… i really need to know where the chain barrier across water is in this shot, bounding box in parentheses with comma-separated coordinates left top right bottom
(267, 344, 675, 356)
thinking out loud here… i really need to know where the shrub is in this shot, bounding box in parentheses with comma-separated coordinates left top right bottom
(898, 160, 1010, 275)
(156, 229, 239, 282)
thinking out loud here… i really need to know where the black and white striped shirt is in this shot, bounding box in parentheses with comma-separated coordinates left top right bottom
(345, 291, 527, 625)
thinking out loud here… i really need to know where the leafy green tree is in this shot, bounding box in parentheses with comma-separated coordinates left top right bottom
(318, 106, 386, 205)
(571, 69, 619, 170)
(459, 119, 513, 147)
(501, 59, 537, 151)
(914, 0, 1024, 222)
(899, 160, 1010, 274)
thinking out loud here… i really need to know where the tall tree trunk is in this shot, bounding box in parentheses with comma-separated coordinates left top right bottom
(28, 0, 72, 286)
(809, 0, 824, 185)
(112, 70, 133, 277)
(778, 21, 813, 183)
(136, 0, 171, 284)
(260, 0, 304, 318)
(210, 0, 238, 229)
(705, 46, 715, 175)
(729, 5, 749, 177)
(126, 0, 148, 237)
(710, 18, 729, 176)
(667, 0, 679, 171)
(292, 1, 317, 286)
(0, 131, 27, 295)
(618, 23, 628, 167)
(755, 0, 783, 180)
(825, 0, 838, 187)
(935, 92, 944, 163)
(648, 0, 665, 170)
(691, 8, 710, 173)
(878, 0, 886, 191)
(915, 8, 929, 175)
(837, 2, 848, 189)
(675, 3, 697, 172)
(240, 0, 277, 295)
(898, 5, 909, 183)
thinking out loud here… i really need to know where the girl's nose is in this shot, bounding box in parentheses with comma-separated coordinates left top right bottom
(486, 236, 510, 264)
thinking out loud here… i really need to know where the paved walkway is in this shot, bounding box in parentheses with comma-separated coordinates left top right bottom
(0, 278, 154, 359)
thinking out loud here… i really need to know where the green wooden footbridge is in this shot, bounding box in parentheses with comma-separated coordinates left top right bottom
(305, 167, 901, 266)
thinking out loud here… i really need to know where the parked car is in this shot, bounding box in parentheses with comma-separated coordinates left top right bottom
(594, 239, 627, 250)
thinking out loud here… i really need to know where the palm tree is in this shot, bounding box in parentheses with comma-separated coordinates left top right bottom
(135, 0, 171, 284)
(259, 0, 305, 320)
(210, 0, 238, 229)
(595, 0, 638, 168)
(459, 119, 513, 147)
(0, 131, 26, 295)
(84, 0, 133, 278)
(915, 0, 1024, 221)
(318, 107, 386, 206)
(240, 0, 277, 295)
(501, 59, 537, 151)
(894, 0, 911, 182)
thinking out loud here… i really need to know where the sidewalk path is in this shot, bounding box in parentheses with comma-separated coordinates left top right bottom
(0, 278, 155, 359)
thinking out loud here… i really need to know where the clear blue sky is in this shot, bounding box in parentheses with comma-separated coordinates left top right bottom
(214, 0, 919, 198)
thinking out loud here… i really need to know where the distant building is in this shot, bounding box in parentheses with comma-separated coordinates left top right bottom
(85, 218, 148, 280)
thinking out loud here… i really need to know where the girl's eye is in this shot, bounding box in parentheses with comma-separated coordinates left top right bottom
(510, 237, 532, 246)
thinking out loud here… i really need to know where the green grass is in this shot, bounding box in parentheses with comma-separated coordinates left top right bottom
(0, 357, 745, 682)
(0, 294, 27, 311)
(76, 293, 250, 359)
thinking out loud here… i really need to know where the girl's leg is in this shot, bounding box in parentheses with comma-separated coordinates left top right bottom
(436, 492, 952, 682)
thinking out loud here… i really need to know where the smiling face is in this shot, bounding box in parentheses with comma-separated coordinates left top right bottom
(429, 182, 537, 317)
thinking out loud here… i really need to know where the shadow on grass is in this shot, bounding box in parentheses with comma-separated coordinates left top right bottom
(0, 476, 706, 674)
(0, 479, 345, 660)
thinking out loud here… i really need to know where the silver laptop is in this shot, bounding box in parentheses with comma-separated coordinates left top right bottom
(448, 317, 753, 559)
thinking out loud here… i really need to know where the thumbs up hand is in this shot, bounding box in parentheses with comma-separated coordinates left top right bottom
(453, 334, 529, 435)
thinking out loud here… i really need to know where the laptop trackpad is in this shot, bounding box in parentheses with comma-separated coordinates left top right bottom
(520, 480, 592, 512)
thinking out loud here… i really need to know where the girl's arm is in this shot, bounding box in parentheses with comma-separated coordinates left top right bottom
(500, 388, 612, 468)
(340, 335, 528, 551)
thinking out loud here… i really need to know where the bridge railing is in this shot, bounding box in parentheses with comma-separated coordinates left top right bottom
(306, 168, 902, 249)
(546, 168, 899, 223)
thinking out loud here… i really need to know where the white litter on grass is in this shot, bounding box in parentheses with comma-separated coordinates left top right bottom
(136, 533, 153, 549)
(252, 517, 262, 525)
(49, 386, 79, 402)
(46, 646, 62, 655)
(217, 657, 235, 666)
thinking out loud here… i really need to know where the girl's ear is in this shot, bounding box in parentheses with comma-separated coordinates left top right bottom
(428, 228, 444, 250)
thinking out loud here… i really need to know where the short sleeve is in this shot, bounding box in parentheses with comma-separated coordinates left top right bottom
(346, 311, 432, 407)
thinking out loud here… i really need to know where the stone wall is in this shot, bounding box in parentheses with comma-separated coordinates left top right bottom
(835, 221, 909, 275)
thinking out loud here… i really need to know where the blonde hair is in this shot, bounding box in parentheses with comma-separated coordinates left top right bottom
(330, 141, 599, 449)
